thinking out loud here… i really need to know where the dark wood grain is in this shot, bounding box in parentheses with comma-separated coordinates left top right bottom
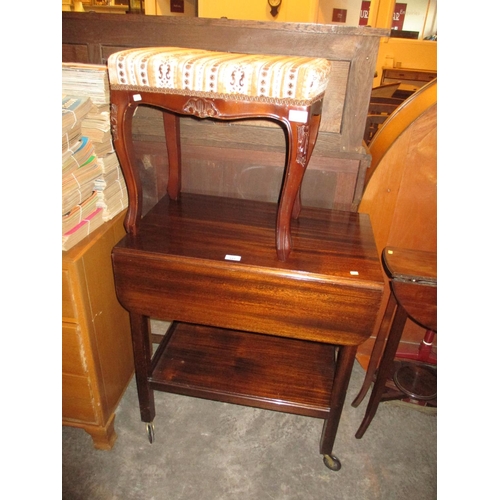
(111, 193, 384, 462)
(150, 322, 337, 418)
(391, 282, 437, 333)
(383, 246, 437, 285)
(112, 193, 384, 345)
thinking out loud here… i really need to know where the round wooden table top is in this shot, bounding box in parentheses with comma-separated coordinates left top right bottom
(391, 280, 437, 332)
(383, 246, 437, 332)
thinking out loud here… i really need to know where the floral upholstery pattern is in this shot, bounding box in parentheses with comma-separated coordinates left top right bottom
(108, 47, 332, 105)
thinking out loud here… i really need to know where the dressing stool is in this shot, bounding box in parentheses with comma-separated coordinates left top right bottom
(107, 47, 331, 261)
(353, 246, 437, 438)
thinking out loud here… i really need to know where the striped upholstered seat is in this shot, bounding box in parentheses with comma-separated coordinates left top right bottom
(108, 47, 331, 261)
(107, 47, 331, 105)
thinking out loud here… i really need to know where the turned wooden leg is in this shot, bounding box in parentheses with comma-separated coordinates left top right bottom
(395, 328, 437, 364)
(163, 111, 182, 200)
(110, 93, 142, 233)
(416, 329, 437, 363)
(129, 313, 156, 423)
(355, 305, 408, 439)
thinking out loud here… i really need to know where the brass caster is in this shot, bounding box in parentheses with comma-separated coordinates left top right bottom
(323, 454, 341, 471)
(146, 422, 155, 444)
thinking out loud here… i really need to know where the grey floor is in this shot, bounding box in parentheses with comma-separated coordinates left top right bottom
(62, 353, 437, 500)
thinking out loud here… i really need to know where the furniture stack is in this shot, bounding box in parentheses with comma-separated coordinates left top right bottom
(62, 63, 128, 251)
(108, 45, 386, 471)
(62, 15, 390, 463)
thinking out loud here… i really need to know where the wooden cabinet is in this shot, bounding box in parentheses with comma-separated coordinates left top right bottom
(381, 67, 437, 92)
(62, 211, 134, 450)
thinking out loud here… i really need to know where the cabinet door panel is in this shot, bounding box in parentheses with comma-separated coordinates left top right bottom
(62, 44, 89, 63)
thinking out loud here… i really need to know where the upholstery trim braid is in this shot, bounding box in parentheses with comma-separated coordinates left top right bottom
(108, 84, 325, 107)
(107, 47, 332, 103)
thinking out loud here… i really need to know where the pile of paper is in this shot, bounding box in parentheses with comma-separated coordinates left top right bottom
(62, 63, 128, 251)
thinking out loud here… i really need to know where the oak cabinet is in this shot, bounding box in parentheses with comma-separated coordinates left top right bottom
(62, 211, 134, 449)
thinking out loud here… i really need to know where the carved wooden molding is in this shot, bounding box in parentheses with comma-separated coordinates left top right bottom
(182, 98, 220, 118)
(297, 125, 310, 166)
(110, 103, 118, 140)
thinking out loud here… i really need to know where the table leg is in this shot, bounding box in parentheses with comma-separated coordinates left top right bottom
(163, 111, 182, 200)
(395, 329, 437, 364)
(320, 344, 357, 456)
(355, 304, 407, 438)
(130, 313, 156, 424)
(352, 292, 397, 407)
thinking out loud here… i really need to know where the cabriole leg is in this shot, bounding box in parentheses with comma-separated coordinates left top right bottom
(276, 110, 321, 262)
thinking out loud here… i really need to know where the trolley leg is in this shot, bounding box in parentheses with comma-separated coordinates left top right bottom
(320, 345, 357, 471)
(130, 313, 156, 426)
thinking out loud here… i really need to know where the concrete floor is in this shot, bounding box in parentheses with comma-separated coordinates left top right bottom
(62, 355, 437, 500)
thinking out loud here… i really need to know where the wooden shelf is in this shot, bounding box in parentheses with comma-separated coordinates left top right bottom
(150, 322, 337, 418)
(82, 5, 128, 14)
(381, 67, 437, 92)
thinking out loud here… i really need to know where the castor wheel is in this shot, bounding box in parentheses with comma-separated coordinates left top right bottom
(146, 422, 155, 444)
(323, 454, 341, 471)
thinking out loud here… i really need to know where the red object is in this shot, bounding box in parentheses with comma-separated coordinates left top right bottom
(359, 1, 370, 26)
(392, 3, 406, 30)
(396, 329, 436, 364)
(332, 9, 347, 23)
(170, 0, 184, 13)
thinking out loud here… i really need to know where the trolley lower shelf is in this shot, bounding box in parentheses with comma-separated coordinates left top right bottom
(150, 321, 338, 419)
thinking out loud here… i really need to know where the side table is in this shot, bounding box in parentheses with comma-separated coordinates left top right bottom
(353, 246, 437, 438)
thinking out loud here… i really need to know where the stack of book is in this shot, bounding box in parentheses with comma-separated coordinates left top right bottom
(95, 151, 129, 221)
(62, 95, 105, 250)
(62, 94, 92, 154)
(62, 63, 110, 108)
(62, 63, 129, 251)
